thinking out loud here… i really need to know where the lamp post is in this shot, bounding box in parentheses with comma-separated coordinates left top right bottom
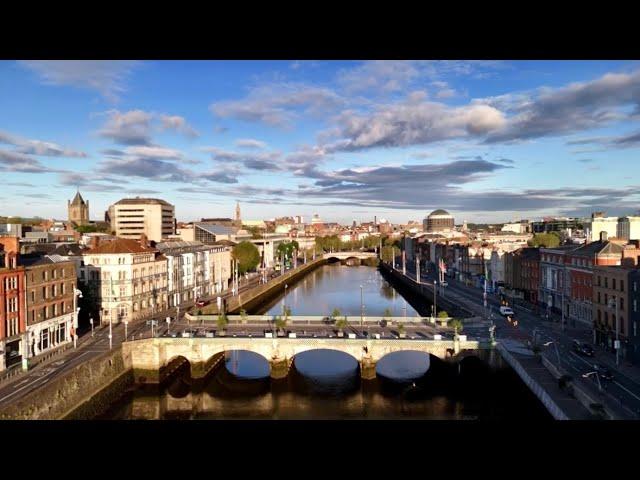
(543, 341, 561, 372)
(282, 283, 288, 317)
(609, 297, 620, 366)
(124, 319, 129, 342)
(583, 371, 603, 392)
(166, 316, 171, 335)
(360, 284, 364, 328)
(72, 288, 82, 348)
(89, 317, 94, 337)
(108, 311, 113, 350)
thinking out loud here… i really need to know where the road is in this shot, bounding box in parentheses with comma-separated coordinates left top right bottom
(399, 259, 640, 417)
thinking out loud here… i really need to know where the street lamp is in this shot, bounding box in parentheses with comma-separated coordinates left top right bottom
(583, 371, 603, 392)
(72, 288, 83, 348)
(360, 284, 364, 328)
(166, 316, 171, 336)
(124, 319, 129, 342)
(89, 317, 94, 337)
(608, 297, 620, 367)
(543, 341, 561, 372)
(282, 283, 288, 317)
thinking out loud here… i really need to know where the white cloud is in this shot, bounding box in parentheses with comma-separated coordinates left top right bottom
(19, 60, 140, 102)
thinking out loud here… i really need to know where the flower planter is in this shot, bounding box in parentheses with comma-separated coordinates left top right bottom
(337, 331, 344, 338)
(217, 330, 226, 337)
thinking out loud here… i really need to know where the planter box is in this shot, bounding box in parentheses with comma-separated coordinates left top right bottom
(399, 333, 407, 338)
(433, 334, 442, 340)
(217, 331, 226, 337)
(337, 331, 344, 337)
(288, 333, 297, 338)
(264, 332, 273, 338)
(348, 333, 356, 339)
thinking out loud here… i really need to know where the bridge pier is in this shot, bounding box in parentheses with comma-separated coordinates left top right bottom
(269, 356, 290, 379)
(360, 357, 377, 380)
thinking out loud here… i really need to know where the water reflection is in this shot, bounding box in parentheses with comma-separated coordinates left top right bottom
(376, 351, 430, 381)
(260, 265, 419, 317)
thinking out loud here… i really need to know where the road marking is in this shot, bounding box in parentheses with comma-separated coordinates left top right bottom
(613, 380, 640, 402)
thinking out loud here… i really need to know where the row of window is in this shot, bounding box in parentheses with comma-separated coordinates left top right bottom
(596, 276, 625, 291)
(28, 268, 69, 283)
(30, 282, 71, 302)
(28, 302, 69, 324)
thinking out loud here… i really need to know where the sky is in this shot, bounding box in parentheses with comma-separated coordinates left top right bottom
(1, 59, 640, 225)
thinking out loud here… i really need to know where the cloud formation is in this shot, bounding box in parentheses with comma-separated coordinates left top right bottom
(0, 130, 86, 157)
(19, 60, 140, 102)
(210, 83, 344, 128)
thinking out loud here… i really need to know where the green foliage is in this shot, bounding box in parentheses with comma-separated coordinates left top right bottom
(381, 245, 400, 263)
(217, 313, 228, 329)
(335, 317, 348, 330)
(397, 322, 405, 334)
(283, 306, 292, 320)
(438, 311, 449, 318)
(528, 233, 561, 248)
(240, 309, 248, 321)
(244, 225, 264, 239)
(232, 241, 261, 273)
(383, 308, 392, 320)
(275, 315, 287, 329)
(276, 241, 300, 261)
(448, 318, 464, 335)
(331, 308, 341, 319)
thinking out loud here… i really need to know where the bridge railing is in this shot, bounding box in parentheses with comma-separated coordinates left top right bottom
(184, 314, 453, 325)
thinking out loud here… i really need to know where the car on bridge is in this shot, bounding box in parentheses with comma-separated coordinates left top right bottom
(572, 340, 594, 357)
(499, 306, 514, 316)
(593, 363, 614, 381)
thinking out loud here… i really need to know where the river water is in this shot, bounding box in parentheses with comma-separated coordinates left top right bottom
(97, 265, 552, 420)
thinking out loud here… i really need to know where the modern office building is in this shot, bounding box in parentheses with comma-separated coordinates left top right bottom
(107, 198, 175, 243)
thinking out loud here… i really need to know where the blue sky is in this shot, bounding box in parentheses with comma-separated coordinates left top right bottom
(1, 60, 639, 225)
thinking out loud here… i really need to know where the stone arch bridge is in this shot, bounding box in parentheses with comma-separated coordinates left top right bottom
(323, 251, 378, 261)
(122, 337, 482, 383)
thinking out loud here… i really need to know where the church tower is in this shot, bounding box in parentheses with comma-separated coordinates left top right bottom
(235, 201, 241, 227)
(68, 190, 89, 226)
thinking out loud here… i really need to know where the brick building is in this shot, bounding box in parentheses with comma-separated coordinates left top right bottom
(0, 236, 26, 371)
(593, 265, 639, 364)
(21, 255, 77, 359)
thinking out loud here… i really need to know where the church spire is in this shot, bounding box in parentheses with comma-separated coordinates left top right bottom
(235, 201, 241, 223)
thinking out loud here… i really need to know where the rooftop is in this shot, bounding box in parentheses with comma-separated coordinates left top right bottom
(113, 197, 173, 207)
(195, 223, 237, 236)
(85, 237, 157, 255)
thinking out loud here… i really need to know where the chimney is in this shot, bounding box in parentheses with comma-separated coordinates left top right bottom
(90, 235, 100, 250)
(139, 233, 149, 248)
(599, 231, 608, 242)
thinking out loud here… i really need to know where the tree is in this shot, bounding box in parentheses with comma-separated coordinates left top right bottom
(275, 315, 287, 330)
(217, 312, 228, 330)
(528, 233, 560, 248)
(232, 241, 260, 273)
(331, 308, 341, 320)
(335, 317, 348, 333)
(438, 311, 449, 319)
(383, 308, 392, 320)
(397, 322, 406, 336)
(276, 241, 300, 262)
(448, 318, 464, 336)
(283, 306, 292, 321)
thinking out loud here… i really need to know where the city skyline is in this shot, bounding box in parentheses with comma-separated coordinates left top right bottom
(2, 60, 640, 224)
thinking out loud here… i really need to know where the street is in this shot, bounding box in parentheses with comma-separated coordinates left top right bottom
(399, 259, 640, 417)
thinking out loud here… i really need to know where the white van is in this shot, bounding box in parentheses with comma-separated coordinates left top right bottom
(499, 306, 514, 316)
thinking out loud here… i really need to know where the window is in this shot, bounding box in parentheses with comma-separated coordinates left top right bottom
(605, 278, 608, 288)
(613, 279, 616, 290)
(53, 268, 57, 279)
(42, 286, 47, 299)
(61, 282, 65, 295)
(634, 299, 637, 312)
(31, 290, 35, 303)
(621, 280, 625, 292)
(53, 303, 58, 316)
(40, 329, 49, 351)
(621, 298, 625, 311)
(634, 321, 637, 337)
(52, 284, 57, 297)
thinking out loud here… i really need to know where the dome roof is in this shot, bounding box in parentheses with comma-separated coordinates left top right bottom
(429, 209, 451, 216)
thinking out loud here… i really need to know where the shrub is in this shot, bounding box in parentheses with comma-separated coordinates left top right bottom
(438, 311, 449, 319)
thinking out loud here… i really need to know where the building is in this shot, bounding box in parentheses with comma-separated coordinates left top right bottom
(541, 237, 624, 326)
(108, 197, 175, 243)
(21, 254, 77, 359)
(532, 217, 584, 234)
(423, 209, 455, 233)
(81, 236, 168, 325)
(0, 224, 23, 238)
(593, 265, 640, 364)
(617, 216, 640, 241)
(156, 241, 232, 308)
(0, 237, 26, 371)
(501, 220, 531, 234)
(586, 212, 619, 242)
(68, 190, 89, 226)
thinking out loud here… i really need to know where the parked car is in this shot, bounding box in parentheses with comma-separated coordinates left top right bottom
(195, 298, 208, 307)
(572, 340, 594, 357)
(499, 306, 514, 316)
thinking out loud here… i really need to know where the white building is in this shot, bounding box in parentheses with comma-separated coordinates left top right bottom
(81, 237, 168, 325)
(108, 197, 175, 243)
(586, 213, 619, 242)
(156, 241, 232, 307)
(617, 216, 640, 241)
